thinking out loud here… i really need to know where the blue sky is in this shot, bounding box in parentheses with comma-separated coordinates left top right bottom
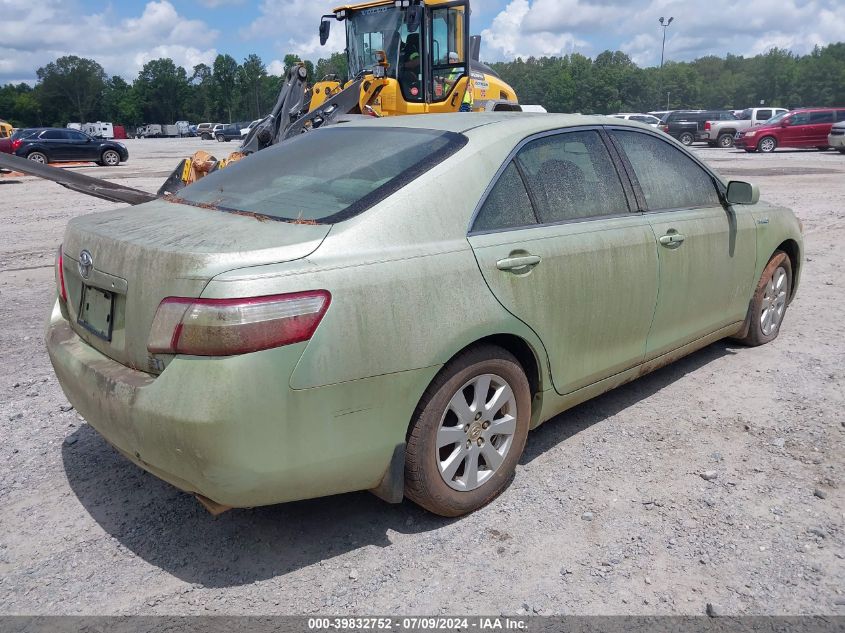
(2, 0, 844, 84)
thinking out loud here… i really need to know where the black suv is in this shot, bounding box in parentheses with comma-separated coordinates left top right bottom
(14, 128, 129, 166)
(214, 124, 244, 142)
(659, 110, 737, 146)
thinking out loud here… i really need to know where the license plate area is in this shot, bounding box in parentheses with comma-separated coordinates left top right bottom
(78, 285, 115, 341)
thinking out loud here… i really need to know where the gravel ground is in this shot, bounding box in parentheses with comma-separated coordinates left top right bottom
(0, 138, 842, 616)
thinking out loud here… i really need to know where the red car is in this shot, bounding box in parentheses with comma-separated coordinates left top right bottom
(736, 107, 845, 153)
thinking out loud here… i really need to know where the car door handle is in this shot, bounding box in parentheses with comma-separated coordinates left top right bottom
(658, 233, 686, 247)
(496, 255, 541, 271)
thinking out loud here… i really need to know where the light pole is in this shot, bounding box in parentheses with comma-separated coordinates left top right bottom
(658, 16, 674, 109)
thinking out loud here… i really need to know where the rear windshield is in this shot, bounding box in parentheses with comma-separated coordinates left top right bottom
(175, 127, 466, 224)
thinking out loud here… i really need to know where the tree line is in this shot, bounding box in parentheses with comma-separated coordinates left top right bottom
(1, 43, 843, 128)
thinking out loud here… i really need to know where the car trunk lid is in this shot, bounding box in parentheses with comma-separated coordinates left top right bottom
(60, 199, 331, 373)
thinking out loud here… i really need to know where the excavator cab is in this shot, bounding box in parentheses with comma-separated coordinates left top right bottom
(321, 0, 471, 114)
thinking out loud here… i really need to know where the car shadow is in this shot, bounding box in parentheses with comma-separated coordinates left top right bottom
(521, 341, 735, 463)
(62, 340, 736, 588)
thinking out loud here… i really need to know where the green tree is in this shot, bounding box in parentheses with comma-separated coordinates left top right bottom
(239, 54, 267, 119)
(133, 58, 190, 123)
(212, 54, 240, 122)
(35, 55, 106, 123)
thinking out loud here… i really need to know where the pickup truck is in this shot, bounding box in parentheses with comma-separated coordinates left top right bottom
(703, 107, 789, 148)
(658, 110, 737, 145)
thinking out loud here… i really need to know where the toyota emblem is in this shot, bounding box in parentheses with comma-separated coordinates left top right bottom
(78, 250, 93, 279)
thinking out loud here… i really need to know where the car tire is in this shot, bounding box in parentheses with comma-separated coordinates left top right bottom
(734, 251, 792, 347)
(100, 150, 120, 167)
(216, 134, 225, 142)
(717, 133, 735, 148)
(27, 151, 48, 164)
(201, 133, 211, 141)
(757, 136, 777, 153)
(404, 345, 531, 517)
(678, 132, 694, 146)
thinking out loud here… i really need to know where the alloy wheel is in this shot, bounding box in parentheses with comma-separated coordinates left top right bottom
(760, 266, 788, 336)
(103, 151, 119, 166)
(759, 137, 776, 153)
(436, 373, 517, 492)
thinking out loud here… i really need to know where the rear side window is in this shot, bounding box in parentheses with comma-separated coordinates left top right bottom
(757, 109, 772, 120)
(515, 130, 628, 223)
(472, 162, 536, 232)
(612, 130, 720, 211)
(177, 127, 466, 223)
(809, 111, 834, 124)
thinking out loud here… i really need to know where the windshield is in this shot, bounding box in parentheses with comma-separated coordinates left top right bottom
(765, 112, 789, 126)
(174, 127, 467, 224)
(346, 6, 406, 79)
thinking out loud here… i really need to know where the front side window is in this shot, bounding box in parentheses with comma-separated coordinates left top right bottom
(612, 130, 721, 211)
(41, 130, 65, 140)
(757, 109, 772, 120)
(515, 130, 629, 223)
(789, 112, 811, 125)
(176, 127, 466, 224)
(472, 162, 536, 232)
(67, 131, 89, 141)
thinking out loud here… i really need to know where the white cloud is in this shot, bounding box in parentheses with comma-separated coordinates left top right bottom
(481, 0, 588, 60)
(240, 0, 347, 60)
(197, 0, 244, 7)
(482, 0, 845, 64)
(0, 1, 219, 82)
(266, 59, 285, 76)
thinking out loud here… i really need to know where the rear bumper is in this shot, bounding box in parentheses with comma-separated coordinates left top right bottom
(46, 301, 435, 507)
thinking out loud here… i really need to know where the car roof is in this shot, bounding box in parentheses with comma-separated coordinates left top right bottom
(337, 112, 651, 136)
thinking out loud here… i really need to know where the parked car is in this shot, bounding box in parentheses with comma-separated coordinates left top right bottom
(703, 107, 788, 148)
(196, 123, 217, 140)
(659, 110, 737, 145)
(214, 123, 244, 142)
(14, 128, 128, 165)
(609, 113, 661, 127)
(829, 120, 845, 154)
(735, 107, 845, 153)
(47, 113, 802, 517)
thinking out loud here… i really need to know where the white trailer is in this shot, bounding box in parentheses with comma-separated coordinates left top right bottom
(66, 122, 82, 131)
(82, 121, 114, 139)
(162, 124, 179, 138)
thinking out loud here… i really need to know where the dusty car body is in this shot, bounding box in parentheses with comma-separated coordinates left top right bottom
(47, 113, 803, 516)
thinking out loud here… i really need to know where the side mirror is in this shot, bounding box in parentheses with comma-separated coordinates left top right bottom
(726, 180, 759, 205)
(319, 19, 331, 46)
(405, 5, 423, 33)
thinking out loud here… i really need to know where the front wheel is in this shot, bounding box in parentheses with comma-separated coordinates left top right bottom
(404, 346, 531, 517)
(757, 136, 777, 153)
(678, 132, 694, 146)
(216, 134, 225, 142)
(27, 151, 48, 164)
(100, 149, 120, 166)
(735, 251, 792, 346)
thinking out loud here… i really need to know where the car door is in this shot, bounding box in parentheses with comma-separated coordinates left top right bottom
(808, 110, 835, 145)
(609, 129, 757, 360)
(781, 111, 811, 147)
(468, 128, 659, 395)
(65, 130, 98, 160)
(38, 129, 68, 159)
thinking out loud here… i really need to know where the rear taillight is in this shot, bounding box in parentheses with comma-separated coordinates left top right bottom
(11, 139, 22, 151)
(660, 125, 669, 132)
(704, 121, 711, 130)
(55, 246, 68, 304)
(147, 291, 331, 356)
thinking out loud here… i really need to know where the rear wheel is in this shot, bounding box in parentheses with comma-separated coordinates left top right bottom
(757, 136, 777, 153)
(201, 133, 212, 141)
(735, 251, 792, 346)
(678, 132, 694, 146)
(27, 151, 48, 164)
(100, 149, 120, 166)
(216, 134, 225, 142)
(405, 346, 531, 517)
(718, 133, 735, 148)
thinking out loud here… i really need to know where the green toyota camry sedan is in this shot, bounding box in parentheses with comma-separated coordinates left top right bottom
(47, 113, 803, 517)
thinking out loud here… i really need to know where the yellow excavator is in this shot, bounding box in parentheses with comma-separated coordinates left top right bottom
(0, 0, 524, 204)
(156, 0, 522, 195)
